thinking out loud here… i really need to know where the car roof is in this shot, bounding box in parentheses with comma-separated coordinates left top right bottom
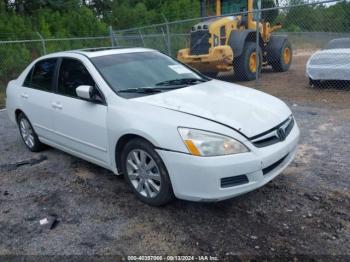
(41, 47, 156, 59)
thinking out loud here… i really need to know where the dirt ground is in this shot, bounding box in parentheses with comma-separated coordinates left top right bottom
(220, 54, 350, 109)
(0, 54, 350, 260)
(251, 55, 350, 109)
(1, 103, 349, 259)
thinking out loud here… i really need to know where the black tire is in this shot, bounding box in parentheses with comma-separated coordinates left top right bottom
(17, 113, 45, 152)
(271, 40, 292, 72)
(120, 138, 174, 206)
(204, 72, 218, 78)
(309, 78, 322, 88)
(233, 42, 262, 81)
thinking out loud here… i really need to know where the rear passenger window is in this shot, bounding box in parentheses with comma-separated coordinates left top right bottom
(23, 67, 33, 87)
(58, 58, 95, 98)
(30, 59, 58, 92)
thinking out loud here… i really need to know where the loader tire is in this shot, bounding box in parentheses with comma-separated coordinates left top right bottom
(233, 42, 262, 81)
(270, 39, 292, 72)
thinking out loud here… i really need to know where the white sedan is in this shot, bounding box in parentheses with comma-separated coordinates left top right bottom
(307, 38, 350, 86)
(6, 47, 300, 205)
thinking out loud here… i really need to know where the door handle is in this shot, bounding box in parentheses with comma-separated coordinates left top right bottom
(52, 102, 63, 110)
(21, 94, 29, 99)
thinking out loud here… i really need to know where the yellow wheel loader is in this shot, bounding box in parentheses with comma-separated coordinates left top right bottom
(177, 0, 292, 81)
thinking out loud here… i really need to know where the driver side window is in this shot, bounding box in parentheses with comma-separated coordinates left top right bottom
(58, 58, 103, 102)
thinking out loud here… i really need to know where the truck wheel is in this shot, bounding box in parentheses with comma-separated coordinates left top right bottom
(233, 42, 262, 81)
(271, 40, 292, 72)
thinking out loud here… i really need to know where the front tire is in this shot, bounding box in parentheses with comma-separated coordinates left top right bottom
(17, 113, 45, 152)
(233, 42, 262, 81)
(120, 138, 174, 206)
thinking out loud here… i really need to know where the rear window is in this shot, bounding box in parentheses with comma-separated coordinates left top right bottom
(25, 58, 58, 92)
(23, 67, 33, 87)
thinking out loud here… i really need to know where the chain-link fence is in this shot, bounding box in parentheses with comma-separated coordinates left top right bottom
(1, 0, 350, 108)
(0, 34, 112, 108)
(113, 0, 350, 100)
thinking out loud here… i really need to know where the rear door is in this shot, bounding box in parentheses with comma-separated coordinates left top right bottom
(51, 57, 109, 166)
(21, 58, 58, 141)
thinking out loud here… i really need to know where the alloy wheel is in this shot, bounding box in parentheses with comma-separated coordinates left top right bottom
(19, 118, 35, 149)
(126, 149, 161, 198)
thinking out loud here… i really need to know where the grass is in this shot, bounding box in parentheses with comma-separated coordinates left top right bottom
(0, 88, 5, 109)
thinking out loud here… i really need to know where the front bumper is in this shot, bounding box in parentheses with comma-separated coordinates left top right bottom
(157, 122, 300, 202)
(177, 46, 233, 73)
(307, 64, 350, 81)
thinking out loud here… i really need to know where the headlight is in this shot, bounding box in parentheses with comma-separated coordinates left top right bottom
(178, 127, 249, 156)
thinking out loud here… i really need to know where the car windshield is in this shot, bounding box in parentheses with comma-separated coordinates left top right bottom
(325, 38, 350, 49)
(91, 51, 206, 96)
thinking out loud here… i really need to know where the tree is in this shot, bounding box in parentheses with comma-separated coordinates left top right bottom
(261, 0, 279, 23)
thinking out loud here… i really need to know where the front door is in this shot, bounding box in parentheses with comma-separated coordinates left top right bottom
(51, 57, 109, 166)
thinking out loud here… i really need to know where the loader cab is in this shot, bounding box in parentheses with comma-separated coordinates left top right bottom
(221, 0, 259, 19)
(221, 0, 248, 14)
(202, 0, 258, 28)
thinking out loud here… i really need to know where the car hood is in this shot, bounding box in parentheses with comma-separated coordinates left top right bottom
(307, 49, 350, 80)
(133, 80, 291, 138)
(308, 48, 350, 65)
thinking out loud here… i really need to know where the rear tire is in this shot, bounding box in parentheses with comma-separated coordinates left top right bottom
(271, 40, 292, 72)
(233, 42, 262, 81)
(309, 78, 322, 88)
(120, 138, 174, 206)
(17, 113, 45, 152)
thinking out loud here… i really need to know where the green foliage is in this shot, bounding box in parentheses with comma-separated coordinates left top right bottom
(0, 0, 349, 88)
(283, 0, 350, 33)
(261, 0, 278, 23)
(0, 88, 4, 108)
(106, 0, 200, 29)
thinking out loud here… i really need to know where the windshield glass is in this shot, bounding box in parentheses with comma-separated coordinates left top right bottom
(91, 51, 204, 94)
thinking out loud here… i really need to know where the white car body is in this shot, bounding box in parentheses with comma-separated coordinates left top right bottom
(307, 48, 350, 81)
(6, 48, 300, 202)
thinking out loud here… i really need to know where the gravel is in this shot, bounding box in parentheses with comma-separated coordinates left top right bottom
(0, 100, 349, 258)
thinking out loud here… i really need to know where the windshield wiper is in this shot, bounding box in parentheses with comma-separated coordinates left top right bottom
(155, 78, 207, 86)
(117, 87, 163, 94)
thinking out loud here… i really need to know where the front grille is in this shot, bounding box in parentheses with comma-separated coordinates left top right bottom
(251, 117, 295, 148)
(262, 154, 289, 175)
(190, 30, 210, 55)
(221, 175, 249, 188)
(252, 136, 280, 148)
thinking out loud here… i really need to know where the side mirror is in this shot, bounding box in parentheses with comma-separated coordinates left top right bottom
(76, 85, 93, 100)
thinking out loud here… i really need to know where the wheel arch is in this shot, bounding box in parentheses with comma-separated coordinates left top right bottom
(114, 133, 157, 174)
(229, 30, 264, 58)
(15, 108, 24, 123)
